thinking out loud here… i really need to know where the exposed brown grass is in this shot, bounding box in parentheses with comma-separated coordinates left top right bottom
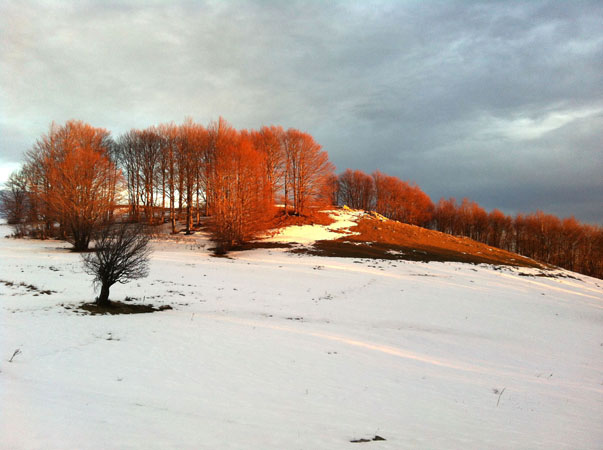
(269, 208, 337, 229)
(77, 300, 172, 315)
(296, 211, 545, 268)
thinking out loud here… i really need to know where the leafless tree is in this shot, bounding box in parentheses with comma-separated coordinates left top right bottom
(115, 130, 143, 221)
(207, 126, 273, 253)
(82, 222, 152, 306)
(282, 129, 334, 215)
(0, 169, 29, 236)
(157, 123, 180, 233)
(178, 120, 207, 234)
(22, 120, 119, 249)
(338, 169, 375, 211)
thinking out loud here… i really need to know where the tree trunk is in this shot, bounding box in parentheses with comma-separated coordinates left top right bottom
(195, 186, 200, 225)
(185, 187, 193, 234)
(97, 282, 111, 306)
(170, 199, 176, 234)
(162, 170, 166, 222)
(73, 230, 89, 252)
(185, 202, 192, 234)
(135, 178, 140, 222)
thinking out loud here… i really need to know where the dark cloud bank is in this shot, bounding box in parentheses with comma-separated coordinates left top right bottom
(1, 0, 601, 222)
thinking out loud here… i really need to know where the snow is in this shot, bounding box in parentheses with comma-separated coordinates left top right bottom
(1, 221, 602, 449)
(264, 208, 363, 244)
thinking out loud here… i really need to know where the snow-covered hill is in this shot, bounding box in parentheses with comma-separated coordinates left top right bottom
(1, 220, 602, 449)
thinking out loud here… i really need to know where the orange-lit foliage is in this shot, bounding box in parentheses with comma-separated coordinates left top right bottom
(245, 125, 285, 201)
(432, 198, 602, 278)
(433, 197, 488, 239)
(324, 173, 340, 207)
(398, 182, 434, 227)
(486, 209, 513, 249)
(114, 119, 336, 242)
(371, 171, 433, 226)
(207, 124, 273, 251)
(338, 169, 375, 211)
(372, 171, 402, 219)
(457, 198, 488, 242)
(178, 120, 207, 233)
(24, 120, 119, 250)
(283, 129, 335, 215)
(23, 127, 61, 238)
(10, 117, 601, 276)
(516, 211, 603, 277)
(432, 197, 458, 235)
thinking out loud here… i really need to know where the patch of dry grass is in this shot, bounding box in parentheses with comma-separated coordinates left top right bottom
(297, 211, 545, 268)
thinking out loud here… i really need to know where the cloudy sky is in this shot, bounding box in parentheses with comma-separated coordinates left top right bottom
(1, 0, 602, 223)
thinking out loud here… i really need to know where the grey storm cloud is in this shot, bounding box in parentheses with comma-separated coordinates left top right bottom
(1, 0, 602, 222)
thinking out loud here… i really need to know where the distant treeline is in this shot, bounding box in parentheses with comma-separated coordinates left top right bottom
(1, 119, 601, 277)
(332, 169, 602, 278)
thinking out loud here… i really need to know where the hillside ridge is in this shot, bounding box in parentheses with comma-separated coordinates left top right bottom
(265, 207, 546, 269)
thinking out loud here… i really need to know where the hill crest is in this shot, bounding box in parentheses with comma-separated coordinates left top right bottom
(264, 207, 545, 269)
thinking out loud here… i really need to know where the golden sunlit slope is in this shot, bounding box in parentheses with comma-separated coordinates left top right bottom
(296, 210, 546, 269)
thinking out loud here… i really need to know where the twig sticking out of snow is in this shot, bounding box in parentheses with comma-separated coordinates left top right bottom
(8, 349, 21, 362)
(494, 387, 506, 407)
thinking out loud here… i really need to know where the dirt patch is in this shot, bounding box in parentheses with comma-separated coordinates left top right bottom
(0, 279, 57, 295)
(350, 435, 386, 443)
(76, 301, 173, 315)
(231, 241, 293, 251)
(294, 213, 545, 269)
(208, 243, 294, 257)
(517, 271, 580, 279)
(269, 209, 337, 229)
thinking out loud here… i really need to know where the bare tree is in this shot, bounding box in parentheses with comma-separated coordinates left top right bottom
(246, 125, 285, 203)
(157, 123, 180, 233)
(372, 171, 433, 226)
(115, 130, 143, 221)
(283, 129, 334, 215)
(178, 120, 207, 234)
(137, 128, 163, 224)
(0, 169, 29, 236)
(21, 121, 119, 249)
(208, 128, 273, 253)
(82, 222, 152, 306)
(338, 169, 375, 211)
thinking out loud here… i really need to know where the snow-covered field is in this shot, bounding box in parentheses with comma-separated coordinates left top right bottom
(1, 221, 602, 449)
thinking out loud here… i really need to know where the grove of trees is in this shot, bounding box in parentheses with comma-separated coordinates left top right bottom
(1, 118, 601, 279)
(335, 169, 434, 227)
(6, 120, 119, 250)
(112, 118, 335, 249)
(331, 168, 601, 278)
(2, 118, 335, 252)
(431, 197, 602, 278)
